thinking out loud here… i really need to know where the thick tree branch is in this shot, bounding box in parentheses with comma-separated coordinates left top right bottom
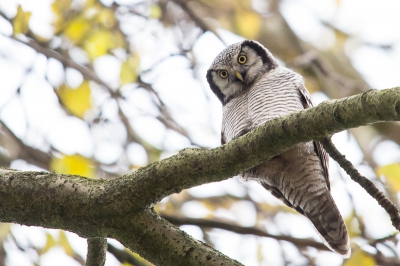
(86, 237, 107, 266)
(162, 214, 329, 251)
(112, 210, 243, 266)
(1, 88, 400, 264)
(119, 87, 400, 208)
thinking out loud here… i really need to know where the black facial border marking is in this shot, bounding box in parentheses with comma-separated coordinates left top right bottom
(241, 40, 278, 71)
(206, 69, 226, 104)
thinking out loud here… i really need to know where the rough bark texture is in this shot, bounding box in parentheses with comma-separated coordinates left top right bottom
(0, 88, 400, 265)
(86, 238, 107, 266)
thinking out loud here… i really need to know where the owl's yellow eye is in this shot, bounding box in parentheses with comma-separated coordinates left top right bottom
(238, 55, 247, 64)
(219, 70, 228, 79)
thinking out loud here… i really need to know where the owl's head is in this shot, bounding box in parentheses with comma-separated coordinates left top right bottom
(206, 40, 278, 104)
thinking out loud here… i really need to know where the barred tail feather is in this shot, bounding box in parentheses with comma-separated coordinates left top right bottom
(260, 181, 350, 258)
(304, 193, 350, 258)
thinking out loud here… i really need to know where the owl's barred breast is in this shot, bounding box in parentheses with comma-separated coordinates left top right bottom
(222, 67, 303, 142)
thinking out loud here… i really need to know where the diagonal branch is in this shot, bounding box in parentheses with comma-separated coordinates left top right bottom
(11, 36, 114, 92)
(162, 214, 329, 250)
(172, 0, 226, 44)
(321, 138, 400, 229)
(0, 120, 51, 169)
(121, 88, 400, 209)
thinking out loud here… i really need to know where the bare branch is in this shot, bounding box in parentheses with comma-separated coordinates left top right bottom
(11, 36, 114, 92)
(321, 138, 400, 230)
(172, 0, 226, 45)
(162, 214, 329, 251)
(0, 121, 51, 169)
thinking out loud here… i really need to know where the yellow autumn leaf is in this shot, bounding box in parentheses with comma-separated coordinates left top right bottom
(97, 9, 116, 28)
(344, 249, 375, 266)
(50, 154, 95, 178)
(85, 0, 96, 8)
(114, 31, 127, 48)
(58, 81, 91, 119)
(123, 249, 153, 266)
(234, 10, 261, 40)
(150, 5, 162, 19)
(52, 0, 71, 34)
(376, 163, 400, 191)
(83, 29, 115, 60)
(13, 5, 32, 36)
(0, 224, 10, 241)
(257, 243, 263, 263)
(59, 230, 74, 256)
(203, 200, 219, 211)
(303, 76, 320, 94)
(64, 17, 91, 43)
(344, 211, 361, 239)
(333, 28, 348, 50)
(40, 233, 57, 255)
(120, 55, 140, 85)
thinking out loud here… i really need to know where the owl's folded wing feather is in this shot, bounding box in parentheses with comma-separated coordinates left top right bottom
(298, 82, 330, 190)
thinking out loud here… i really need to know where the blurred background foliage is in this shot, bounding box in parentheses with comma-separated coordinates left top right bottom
(0, 0, 400, 265)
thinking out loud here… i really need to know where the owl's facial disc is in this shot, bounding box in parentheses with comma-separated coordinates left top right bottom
(207, 40, 279, 105)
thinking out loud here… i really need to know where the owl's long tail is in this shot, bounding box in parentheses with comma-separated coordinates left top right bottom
(262, 180, 350, 257)
(257, 144, 350, 257)
(303, 191, 350, 257)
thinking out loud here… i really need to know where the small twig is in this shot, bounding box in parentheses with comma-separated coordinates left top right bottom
(161, 214, 329, 251)
(86, 237, 107, 266)
(172, 0, 226, 45)
(321, 138, 400, 230)
(0, 121, 51, 170)
(10, 36, 115, 93)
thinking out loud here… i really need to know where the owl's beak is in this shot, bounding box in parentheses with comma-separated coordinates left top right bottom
(235, 71, 244, 81)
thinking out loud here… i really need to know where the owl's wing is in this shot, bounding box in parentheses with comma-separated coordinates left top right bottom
(298, 83, 330, 190)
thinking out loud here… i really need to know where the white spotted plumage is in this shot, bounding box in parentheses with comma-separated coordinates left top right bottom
(207, 40, 350, 257)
